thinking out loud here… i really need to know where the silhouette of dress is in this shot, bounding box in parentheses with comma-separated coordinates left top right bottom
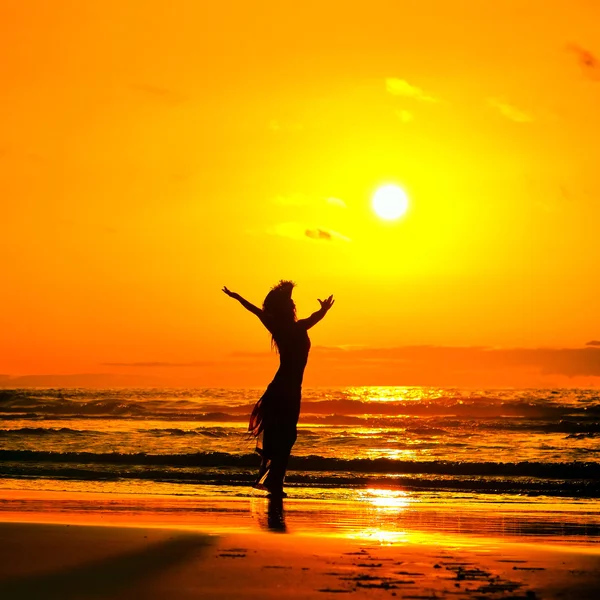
(248, 319, 311, 492)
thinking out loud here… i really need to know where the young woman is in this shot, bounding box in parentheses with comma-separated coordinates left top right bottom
(222, 281, 334, 497)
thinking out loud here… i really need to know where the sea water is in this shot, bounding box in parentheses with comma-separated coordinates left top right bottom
(1, 386, 599, 498)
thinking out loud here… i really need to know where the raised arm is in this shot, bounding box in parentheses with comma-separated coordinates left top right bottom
(298, 295, 335, 330)
(222, 286, 273, 331)
(222, 286, 262, 315)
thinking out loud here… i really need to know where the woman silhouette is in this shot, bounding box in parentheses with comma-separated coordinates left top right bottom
(223, 281, 334, 497)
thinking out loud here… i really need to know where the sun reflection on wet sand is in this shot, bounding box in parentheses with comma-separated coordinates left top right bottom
(346, 528, 412, 545)
(2, 488, 600, 552)
(344, 488, 415, 545)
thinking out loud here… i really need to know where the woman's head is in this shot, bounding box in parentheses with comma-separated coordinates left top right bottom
(263, 280, 296, 322)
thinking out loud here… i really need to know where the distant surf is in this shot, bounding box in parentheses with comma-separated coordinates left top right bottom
(1, 387, 599, 498)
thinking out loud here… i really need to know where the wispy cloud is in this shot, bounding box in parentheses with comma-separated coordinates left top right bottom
(103, 361, 213, 368)
(0, 373, 166, 387)
(385, 78, 438, 103)
(216, 344, 600, 386)
(488, 98, 533, 123)
(7, 345, 600, 388)
(311, 345, 600, 378)
(568, 44, 600, 81)
(272, 194, 347, 209)
(268, 222, 350, 243)
(307, 227, 349, 242)
(306, 228, 336, 241)
(326, 197, 347, 208)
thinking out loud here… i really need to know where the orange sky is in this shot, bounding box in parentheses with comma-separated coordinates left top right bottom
(2, 1, 600, 387)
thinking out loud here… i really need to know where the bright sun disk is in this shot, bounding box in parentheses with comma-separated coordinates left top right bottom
(372, 184, 409, 220)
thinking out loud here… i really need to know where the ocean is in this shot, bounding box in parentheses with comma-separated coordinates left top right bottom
(1, 386, 599, 500)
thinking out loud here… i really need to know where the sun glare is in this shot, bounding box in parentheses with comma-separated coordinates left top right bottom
(372, 184, 409, 220)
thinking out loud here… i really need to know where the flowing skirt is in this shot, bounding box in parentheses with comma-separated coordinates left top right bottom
(248, 378, 301, 489)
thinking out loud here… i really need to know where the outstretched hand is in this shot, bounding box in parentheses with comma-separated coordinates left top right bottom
(222, 286, 238, 299)
(318, 295, 335, 312)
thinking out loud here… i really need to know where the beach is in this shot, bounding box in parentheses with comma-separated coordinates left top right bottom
(2, 386, 600, 597)
(1, 489, 600, 599)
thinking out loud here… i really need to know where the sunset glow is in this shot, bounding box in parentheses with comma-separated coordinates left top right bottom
(1, 1, 600, 388)
(3, 5, 600, 593)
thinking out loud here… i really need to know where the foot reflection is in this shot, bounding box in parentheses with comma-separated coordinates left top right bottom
(266, 497, 287, 533)
(249, 494, 288, 533)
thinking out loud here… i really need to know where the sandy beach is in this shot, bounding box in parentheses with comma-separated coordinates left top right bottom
(1, 489, 599, 599)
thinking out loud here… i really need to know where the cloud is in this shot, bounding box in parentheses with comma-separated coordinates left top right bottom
(102, 361, 214, 368)
(305, 228, 332, 241)
(220, 344, 600, 386)
(326, 197, 347, 208)
(268, 222, 350, 243)
(6, 345, 600, 388)
(273, 194, 347, 209)
(385, 78, 438, 103)
(307, 227, 349, 242)
(0, 373, 165, 388)
(488, 98, 533, 123)
(568, 44, 600, 80)
(304, 345, 600, 385)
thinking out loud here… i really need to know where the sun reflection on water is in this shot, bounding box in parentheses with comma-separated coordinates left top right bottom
(360, 487, 415, 509)
(363, 447, 420, 460)
(346, 386, 450, 403)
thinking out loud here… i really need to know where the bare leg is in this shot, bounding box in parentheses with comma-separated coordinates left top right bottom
(260, 424, 296, 497)
(255, 456, 269, 486)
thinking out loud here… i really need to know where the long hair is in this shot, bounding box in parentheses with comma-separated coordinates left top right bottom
(263, 280, 296, 351)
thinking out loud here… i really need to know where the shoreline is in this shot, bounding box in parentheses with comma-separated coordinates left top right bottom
(1, 487, 599, 546)
(1, 489, 600, 598)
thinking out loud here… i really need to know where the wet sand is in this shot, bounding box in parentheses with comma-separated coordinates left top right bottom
(0, 490, 599, 599)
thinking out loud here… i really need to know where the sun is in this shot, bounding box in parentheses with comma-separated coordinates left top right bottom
(372, 184, 410, 220)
